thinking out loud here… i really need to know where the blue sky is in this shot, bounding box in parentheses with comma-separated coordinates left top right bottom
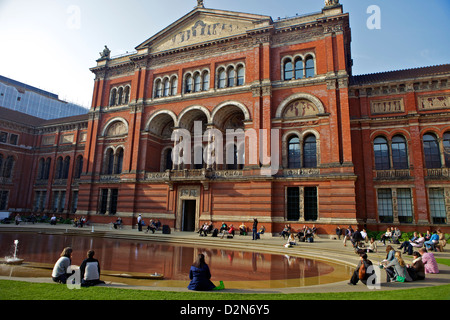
(0, 0, 448, 108)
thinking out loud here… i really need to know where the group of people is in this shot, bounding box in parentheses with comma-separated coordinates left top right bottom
(136, 214, 162, 233)
(397, 229, 446, 255)
(194, 219, 265, 240)
(349, 243, 440, 286)
(280, 224, 317, 247)
(51, 247, 104, 287)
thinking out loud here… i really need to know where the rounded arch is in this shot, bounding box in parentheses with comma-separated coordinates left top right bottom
(146, 110, 178, 131)
(178, 105, 212, 129)
(211, 101, 251, 125)
(276, 93, 325, 118)
(102, 117, 129, 137)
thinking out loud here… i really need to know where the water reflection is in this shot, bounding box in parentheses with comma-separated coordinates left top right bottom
(0, 232, 351, 288)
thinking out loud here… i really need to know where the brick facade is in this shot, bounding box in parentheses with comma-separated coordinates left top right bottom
(1, 2, 449, 234)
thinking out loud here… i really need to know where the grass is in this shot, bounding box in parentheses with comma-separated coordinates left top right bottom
(1, 280, 449, 300)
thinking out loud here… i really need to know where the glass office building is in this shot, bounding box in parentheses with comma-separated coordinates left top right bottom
(0, 75, 88, 120)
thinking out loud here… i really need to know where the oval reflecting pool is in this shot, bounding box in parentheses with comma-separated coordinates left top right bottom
(0, 232, 353, 289)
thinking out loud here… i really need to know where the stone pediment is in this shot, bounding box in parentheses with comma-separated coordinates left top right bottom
(136, 8, 272, 54)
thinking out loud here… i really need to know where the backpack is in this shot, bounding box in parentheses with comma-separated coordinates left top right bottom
(358, 262, 366, 280)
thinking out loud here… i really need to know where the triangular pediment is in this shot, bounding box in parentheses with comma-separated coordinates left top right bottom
(136, 7, 272, 54)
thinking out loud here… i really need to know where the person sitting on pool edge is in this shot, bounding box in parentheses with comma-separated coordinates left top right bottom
(52, 247, 74, 284)
(187, 254, 224, 291)
(80, 250, 105, 287)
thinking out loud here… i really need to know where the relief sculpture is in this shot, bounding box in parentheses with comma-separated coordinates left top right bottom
(283, 99, 318, 118)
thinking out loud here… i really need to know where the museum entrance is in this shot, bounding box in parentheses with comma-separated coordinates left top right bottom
(182, 200, 196, 231)
(176, 185, 200, 232)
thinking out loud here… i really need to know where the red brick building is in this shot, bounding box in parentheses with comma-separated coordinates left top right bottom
(1, 1, 449, 234)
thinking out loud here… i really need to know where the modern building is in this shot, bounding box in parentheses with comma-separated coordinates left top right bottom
(0, 0, 449, 234)
(0, 75, 88, 120)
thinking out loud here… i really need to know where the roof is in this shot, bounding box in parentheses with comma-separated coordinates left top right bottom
(0, 105, 88, 128)
(350, 64, 450, 86)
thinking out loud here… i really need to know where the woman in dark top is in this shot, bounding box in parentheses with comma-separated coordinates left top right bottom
(187, 254, 224, 291)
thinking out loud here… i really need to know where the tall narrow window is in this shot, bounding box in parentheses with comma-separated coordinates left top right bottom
(99, 189, 108, 214)
(397, 188, 413, 223)
(185, 75, 193, 93)
(115, 148, 124, 174)
(227, 68, 235, 87)
(124, 86, 130, 104)
(284, 60, 293, 81)
(163, 79, 170, 96)
(286, 187, 300, 221)
(303, 135, 317, 168)
(155, 80, 162, 98)
(374, 137, 390, 170)
(109, 88, 117, 106)
(72, 191, 79, 213)
(74, 155, 83, 179)
(443, 132, 450, 168)
(117, 87, 124, 105)
(55, 157, 63, 179)
(237, 66, 244, 86)
(202, 72, 209, 91)
(62, 156, 70, 179)
(423, 133, 441, 168)
(110, 189, 118, 215)
(218, 69, 226, 88)
(304, 187, 318, 221)
(288, 136, 301, 168)
(294, 58, 304, 79)
(37, 158, 45, 179)
(171, 77, 178, 96)
(429, 188, 446, 224)
(392, 135, 408, 169)
(194, 73, 201, 92)
(377, 188, 393, 223)
(305, 57, 315, 78)
(105, 149, 114, 174)
(44, 158, 51, 180)
(3, 156, 14, 178)
(0, 190, 9, 210)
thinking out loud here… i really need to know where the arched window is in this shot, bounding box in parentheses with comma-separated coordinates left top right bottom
(185, 74, 193, 93)
(62, 156, 70, 179)
(305, 56, 315, 78)
(124, 86, 130, 104)
(237, 66, 245, 86)
(171, 77, 178, 96)
(109, 88, 117, 106)
(391, 135, 408, 169)
(423, 133, 441, 168)
(202, 72, 209, 91)
(3, 156, 14, 178)
(55, 157, 63, 179)
(303, 135, 317, 168)
(44, 158, 51, 180)
(294, 58, 304, 79)
(163, 79, 170, 97)
(444, 132, 450, 168)
(115, 148, 124, 174)
(74, 155, 83, 179)
(0, 154, 3, 176)
(194, 73, 201, 92)
(155, 80, 162, 98)
(374, 137, 390, 170)
(105, 149, 114, 175)
(218, 69, 226, 89)
(37, 158, 45, 179)
(284, 59, 293, 81)
(227, 68, 235, 87)
(288, 136, 300, 168)
(118, 87, 124, 105)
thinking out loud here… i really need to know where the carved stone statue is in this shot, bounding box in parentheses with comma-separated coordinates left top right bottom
(325, 0, 339, 7)
(99, 45, 111, 60)
(197, 0, 204, 8)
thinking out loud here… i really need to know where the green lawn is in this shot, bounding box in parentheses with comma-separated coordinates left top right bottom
(1, 280, 449, 300)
